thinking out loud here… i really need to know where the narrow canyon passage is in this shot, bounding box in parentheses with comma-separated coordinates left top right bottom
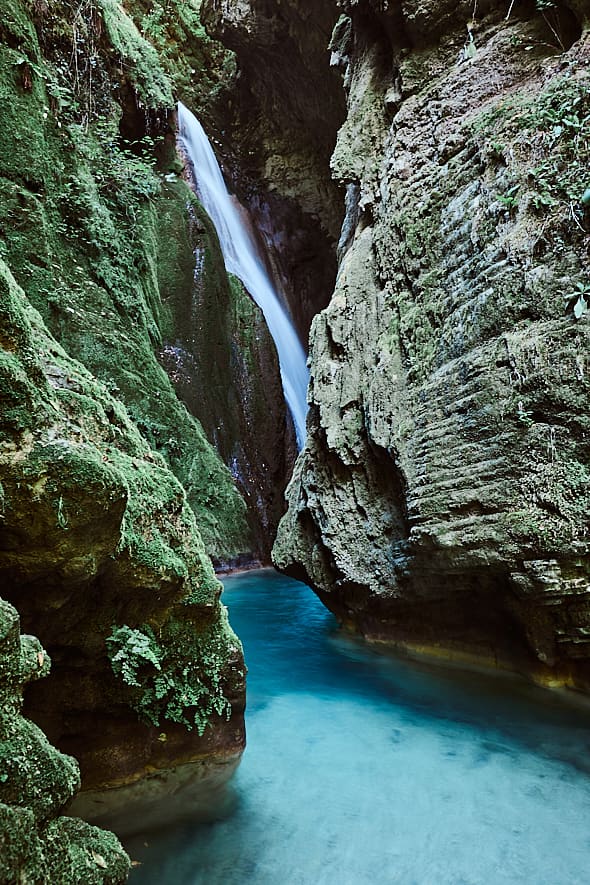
(127, 570, 590, 885)
(2, 0, 589, 880)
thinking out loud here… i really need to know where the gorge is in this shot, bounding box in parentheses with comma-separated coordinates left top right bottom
(1, 0, 589, 882)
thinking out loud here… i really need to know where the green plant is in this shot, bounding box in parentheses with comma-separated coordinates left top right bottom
(497, 184, 520, 211)
(517, 401, 534, 426)
(106, 625, 161, 687)
(506, 0, 564, 50)
(106, 622, 234, 735)
(564, 282, 589, 320)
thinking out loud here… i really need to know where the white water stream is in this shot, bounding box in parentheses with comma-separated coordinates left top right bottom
(177, 102, 309, 448)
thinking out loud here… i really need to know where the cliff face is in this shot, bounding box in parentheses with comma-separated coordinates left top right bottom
(0, 0, 255, 808)
(0, 256, 245, 799)
(201, 0, 346, 342)
(275, 0, 590, 689)
(158, 186, 297, 563)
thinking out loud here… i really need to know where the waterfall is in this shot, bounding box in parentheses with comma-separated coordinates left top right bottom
(177, 102, 309, 449)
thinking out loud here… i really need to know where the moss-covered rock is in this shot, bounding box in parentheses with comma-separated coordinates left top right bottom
(0, 0, 253, 563)
(157, 182, 297, 560)
(0, 599, 129, 884)
(0, 251, 246, 791)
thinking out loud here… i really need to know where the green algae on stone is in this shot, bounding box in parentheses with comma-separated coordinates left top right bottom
(0, 0, 254, 562)
(274, 0, 590, 689)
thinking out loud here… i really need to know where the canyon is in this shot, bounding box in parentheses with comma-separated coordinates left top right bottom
(0, 0, 589, 880)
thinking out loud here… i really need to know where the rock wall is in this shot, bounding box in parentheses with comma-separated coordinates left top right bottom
(157, 183, 297, 563)
(0, 0, 255, 562)
(0, 256, 245, 798)
(275, 0, 590, 690)
(201, 0, 346, 342)
(0, 0, 254, 813)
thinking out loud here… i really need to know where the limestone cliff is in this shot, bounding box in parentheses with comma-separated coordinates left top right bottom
(274, 0, 590, 690)
(0, 598, 130, 882)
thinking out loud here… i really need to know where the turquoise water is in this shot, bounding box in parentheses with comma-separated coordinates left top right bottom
(128, 568, 590, 884)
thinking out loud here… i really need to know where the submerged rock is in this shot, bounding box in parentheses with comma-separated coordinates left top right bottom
(274, 0, 590, 689)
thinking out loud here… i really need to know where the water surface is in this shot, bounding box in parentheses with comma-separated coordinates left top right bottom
(128, 569, 590, 884)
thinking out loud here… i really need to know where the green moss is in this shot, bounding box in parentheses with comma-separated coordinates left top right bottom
(471, 73, 590, 210)
(0, 0, 252, 560)
(97, 0, 172, 107)
(0, 716, 80, 823)
(0, 804, 45, 884)
(42, 816, 130, 884)
(124, 0, 236, 123)
(508, 458, 590, 552)
(0, 600, 130, 883)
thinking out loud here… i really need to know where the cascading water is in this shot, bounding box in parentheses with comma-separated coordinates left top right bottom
(177, 102, 309, 449)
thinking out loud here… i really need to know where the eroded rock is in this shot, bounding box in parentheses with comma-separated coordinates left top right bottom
(0, 256, 246, 796)
(275, 0, 590, 689)
(0, 598, 130, 883)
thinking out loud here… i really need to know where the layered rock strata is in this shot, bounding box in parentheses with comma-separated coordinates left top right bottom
(275, 0, 590, 689)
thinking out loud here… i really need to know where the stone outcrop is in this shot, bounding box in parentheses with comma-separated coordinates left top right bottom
(157, 183, 297, 563)
(0, 0, 255, 563)
(275, 0, 590, 689)
(0, 256, 246, 799)
(0, 598, 130, 882)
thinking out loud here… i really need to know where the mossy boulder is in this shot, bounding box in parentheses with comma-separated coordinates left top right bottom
(0, 599, 129, 884)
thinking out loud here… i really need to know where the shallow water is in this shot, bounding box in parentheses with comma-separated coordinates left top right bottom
(128, 569, 590, 884)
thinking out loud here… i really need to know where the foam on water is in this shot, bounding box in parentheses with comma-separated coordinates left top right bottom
(128, 569, 590, 885)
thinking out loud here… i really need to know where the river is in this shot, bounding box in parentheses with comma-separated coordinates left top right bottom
(127, 568, 590, 884)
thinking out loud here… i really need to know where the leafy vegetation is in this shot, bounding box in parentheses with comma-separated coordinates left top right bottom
(565, 281, 589, 320)
(473, 72, 590, 318)
(107, 612, 242, 735)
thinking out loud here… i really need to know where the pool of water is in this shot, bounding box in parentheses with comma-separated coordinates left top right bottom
(127, 568, 590, 884)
